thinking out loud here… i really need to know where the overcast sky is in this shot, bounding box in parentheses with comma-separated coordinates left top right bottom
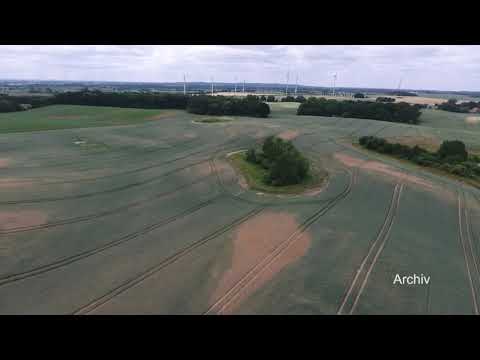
(0, 45, 479, 91)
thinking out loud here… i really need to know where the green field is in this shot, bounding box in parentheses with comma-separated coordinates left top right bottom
(0, 102, 479, 314)
(0, 105, 179, 133)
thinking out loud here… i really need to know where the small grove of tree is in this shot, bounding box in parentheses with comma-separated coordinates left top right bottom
(245, 135, 310, 186)
(266, 95, 277, 102)
(186, 95, 270, 118)
(280, 95, 307, 103)
(376, 97, 395, 103)
(0, 95, 53, 113)
(297, 97, 422, 124)
(359, 136, 480, 179)
(353, 93, 365, 98)
(437, 98, 480, 113)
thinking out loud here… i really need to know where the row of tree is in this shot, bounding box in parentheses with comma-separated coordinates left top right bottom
(245, 135, 310, 186)
(359, 136, 480, 179)
(437, 99, 480, 113)
(186, 95, 270, 117)
(297, 97, 422, 124)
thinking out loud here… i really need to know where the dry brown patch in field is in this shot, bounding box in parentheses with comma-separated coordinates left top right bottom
(189, 162, 212, 177)
(392, 96, 446, 105)
(147, 111, 176, 120)
(387, 135, 441, 153)
(0, 210, 47, 231)
(466, 116, 480, 124)
(0, 178, 33, 189)
(183, 132, 197, 139)
(278, 130, 300, 141)
(0, 158, 11, 168)
(334, 152, 438, 190)
(211, 211, 311, 314)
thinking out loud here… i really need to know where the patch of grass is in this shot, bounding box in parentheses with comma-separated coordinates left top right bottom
(0, 105, 179, 133)
(228, 152, 327, 195)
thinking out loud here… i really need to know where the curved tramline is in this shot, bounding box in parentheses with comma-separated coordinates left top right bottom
(0, 195, 224, 287)
(204, 168, 357, 315)
(457, 190, 480, 314)
(337, 183, 404, 315)
(5, 135, 202, 171)
(72, 206, 266, 315)
(6, 137, 241, 186)
(0, 173, 215, 235)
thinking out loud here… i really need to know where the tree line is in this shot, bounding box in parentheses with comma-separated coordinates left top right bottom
(297, 97, 422, 124)
(0, 91, 271, 118)
(359, 136, 480, 180)
(186, 95, 270, 117)
(437, 99, 480, 113)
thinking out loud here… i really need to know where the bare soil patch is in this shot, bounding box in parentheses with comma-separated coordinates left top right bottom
(386, 135, 442, 153)
(210, 211, 311, 313)
(0, 158, 11, 168)
(0, 178, 34, 189)
(335, 152, 439, 191)
(466, 116, 480, 124)
(147, 111, 176, 120)
(0, 210, 47, 231)
(278, 130, 300, 141)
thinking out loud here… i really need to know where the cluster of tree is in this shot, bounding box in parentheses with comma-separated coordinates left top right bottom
(297, 98, 422, 124)
(258, 95, 277, 102)
(245, 135, 310, 186)
(0, 95, 52, 113)
(376, 97, 395, 103)
(359, 136, 480, 179)
(53, 90, 189, 109)
(437, 99, 480, 113)
(353, 93, 366, 98)
(186, 95, 270, 118)
(280, 95, 307, 103)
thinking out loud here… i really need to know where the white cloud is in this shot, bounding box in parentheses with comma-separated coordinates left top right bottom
(0, 45, 479, 91)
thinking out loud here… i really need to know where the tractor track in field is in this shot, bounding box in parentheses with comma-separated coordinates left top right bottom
(0, 158, 211, 205)
(337, 182, 404, 315)
(6, 135, 202, 170)
(0, 139, 252, 205)
(457, 190, 480, 315)
(204, 168, 357, 315)
(0, 194, 225, 288)
(0, 174, 215, 235)
(7, 138, 240, 186)
(72, 206, 266, 315)
(209, 156, 352, 207)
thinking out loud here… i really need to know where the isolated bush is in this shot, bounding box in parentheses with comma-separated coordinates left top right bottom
(437, 140, 468, 162)
(353, 93, 365, 98)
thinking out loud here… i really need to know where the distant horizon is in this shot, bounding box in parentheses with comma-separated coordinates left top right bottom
(1, 46, 479, 93)
(1, 78, 478, 94)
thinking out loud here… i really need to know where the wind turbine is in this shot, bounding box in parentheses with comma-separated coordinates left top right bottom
(183, 74, 187, 95)
(295, 74, 298, 96)
(243, 80, 245, 93)
(211, 76, 214, 95)
(285, 70, 290, 95)
(234, 76, 237, 94)
(332, 73, 337, 96)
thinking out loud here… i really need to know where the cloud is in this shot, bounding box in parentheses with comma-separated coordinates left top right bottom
(0, 45, 479, 91)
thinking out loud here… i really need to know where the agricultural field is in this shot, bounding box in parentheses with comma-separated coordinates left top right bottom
(0, 102, 479, 314)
